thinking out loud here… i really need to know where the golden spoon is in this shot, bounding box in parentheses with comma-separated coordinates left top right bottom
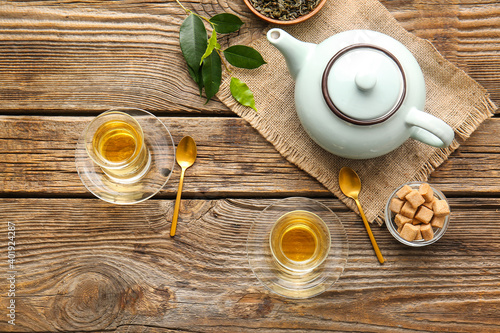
(170, 136, 197, 237)
(338, 167, 385, 264)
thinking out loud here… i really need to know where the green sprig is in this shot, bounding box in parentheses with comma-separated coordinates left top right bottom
(177, 1, 265, 109)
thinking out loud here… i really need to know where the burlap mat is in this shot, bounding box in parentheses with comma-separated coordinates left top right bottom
(217, 0, 497, 224)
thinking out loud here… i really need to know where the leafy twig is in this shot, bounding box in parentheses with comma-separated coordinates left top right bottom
(216, 48, 232, 74)
(175, 0, 189, 13)
(177, 1, 265, 109)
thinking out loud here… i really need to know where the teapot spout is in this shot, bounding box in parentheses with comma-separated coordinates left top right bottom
(267, 28, 316, 81)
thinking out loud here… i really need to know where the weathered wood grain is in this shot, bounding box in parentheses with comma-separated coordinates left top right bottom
(0, 115, 327, 197)
(1, 197, 499, 331)
(0, 0, 498, 114)
(0, 1, 264, 115)
(0, 1, 499, 331)
(1, 115, 500, 198)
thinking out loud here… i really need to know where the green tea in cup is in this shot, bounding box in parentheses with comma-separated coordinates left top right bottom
(269, 210, 331, 273)
(84, 111, 151, 183)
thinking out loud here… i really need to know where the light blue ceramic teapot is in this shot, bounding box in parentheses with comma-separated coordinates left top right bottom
(267, 28, 455, 159)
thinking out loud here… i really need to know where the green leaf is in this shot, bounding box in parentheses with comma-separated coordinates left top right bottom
(202, 51, 222, 103)
(209, 13, 244, 34)
(230, 77, 257, 111)
(180, 14, 207, 72)
(200, 29, 218, 65)
(223, 45, 266, 69)
(187, 64, 204, 96)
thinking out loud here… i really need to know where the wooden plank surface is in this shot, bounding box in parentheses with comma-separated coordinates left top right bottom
(0, 0, 499, 331)
(0, 0, 498, 114)
(1, 116, 500, 197)
(1, 197, 500, 332)
(0, 1, 262, 114)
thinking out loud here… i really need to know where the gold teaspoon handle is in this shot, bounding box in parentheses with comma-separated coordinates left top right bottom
(170, 167, 186, 237)
(355, 198, 385, 264)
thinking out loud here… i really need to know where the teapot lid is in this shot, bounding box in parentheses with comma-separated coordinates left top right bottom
(321, 44, 406, 125)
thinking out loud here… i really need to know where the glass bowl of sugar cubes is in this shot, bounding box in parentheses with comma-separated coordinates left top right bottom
(385, 182, 450, 247)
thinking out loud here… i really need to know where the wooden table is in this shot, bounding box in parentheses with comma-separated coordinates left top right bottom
(1, 1, 499, 331)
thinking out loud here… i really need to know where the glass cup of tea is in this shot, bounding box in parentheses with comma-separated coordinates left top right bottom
(76, 108, 175, 204)
(247, 197, 348, 299)
(83, 110, 152, 184)
(269, 210, 331, 273)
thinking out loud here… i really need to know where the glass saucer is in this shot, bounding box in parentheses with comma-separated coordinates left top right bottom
(75, 108, 175, 204)
(247, 197, 349, 299)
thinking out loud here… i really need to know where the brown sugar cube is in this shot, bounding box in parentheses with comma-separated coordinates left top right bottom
(430, 215, 446, 228)
(396, 185, 413, 200)
(433, 199, 450, 216)
(414, 206, 433, 224)
(418, 183, 434, 202)
(420, 224, 434, 241)
(412, 219, 421, 225)
(406, 189, 425, 208)
(397, 225, 403, 233)
(415, 230, 423, 240)
(400, 223, 420, 241)
(400, 201, 417, 218)
(389, 197, 405, 214)
(395, 214, 412, 227)
(423, 197, 436, 210)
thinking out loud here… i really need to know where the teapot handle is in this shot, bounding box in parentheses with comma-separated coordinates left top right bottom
(406, 108, 454, 148)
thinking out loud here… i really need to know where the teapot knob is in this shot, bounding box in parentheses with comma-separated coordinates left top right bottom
(355, 71, 377, 91)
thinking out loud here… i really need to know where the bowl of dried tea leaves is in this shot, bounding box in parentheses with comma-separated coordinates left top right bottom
(244, 0, 327, 25)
